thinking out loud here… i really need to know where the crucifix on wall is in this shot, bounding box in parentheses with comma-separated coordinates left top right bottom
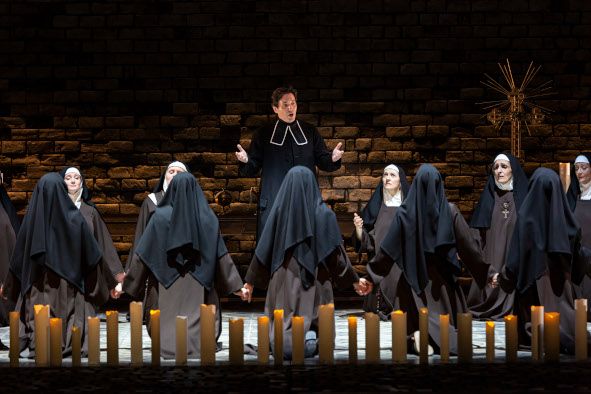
(480, 59, 553, 158)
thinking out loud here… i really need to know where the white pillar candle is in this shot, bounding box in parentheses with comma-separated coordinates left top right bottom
(175, 316, 188, 366)
(71, 325, 81, 367)
(9, 311, 20, 367)
(439, 314, 449, 363)
(419, 308, 429, 364)
(150, 309, 160, 366)
(49, 317, 62, 367)
(130, 301, 143, 366)
(348, 316, 357, 363)
(200, 304, 216, 366)
(34, 304, 50, 367)
(318, 303, 334, 364)
(229, 318, 244, 365)
(457, 312, 472, 363)
(544, 312, 560, 362)
(106, 310, 119, 366)
(504, 314, 518, 362)
(486, 321, 495, 362)
(531, 306, 544, 361)
(273, 309, 284, 365)
(87, 316, 100, 366)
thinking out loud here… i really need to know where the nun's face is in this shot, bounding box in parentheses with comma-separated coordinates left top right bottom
(165, 166, 185, 185)
(64, 173, 81, 194)
(493, 160, 512, 184)
(575, 162, 591, 184)
(382, 168, 400, 192)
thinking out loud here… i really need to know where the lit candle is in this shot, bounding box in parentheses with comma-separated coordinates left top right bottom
(531, 305, 544, 361)
(150, 309, 160, 366)
(318, 303, 334, 364)
(291, 316, 304, 365)
(106, 310, 119, 366)
(175, 316, 188, 366)
(87, 316, 100, 366)
(419, 308, 429, 364)
(575, 299, 588, 361)
(34, 304, 50, 367)
(559, 162, 571, 192)
(544, 312, 560, 362)
(439, 314, 449, 363)
(71, 325, 81, 367)
(392, 310, 407, 363)
(9, 311, 19, 367)
(348, 316, 357, 363)
(229, 318, 244, 365)
(486, 321, 495, 362)
(504, 315, 518, 362)
(365, 312, 380, 363)
(49, 317, 62, 367)
(258, 316, 270, 364)
(130, 301, 143, 366)
(200, 304, 216, 366)
(457, 312, 472, 363)
(273, 309, 284, 365)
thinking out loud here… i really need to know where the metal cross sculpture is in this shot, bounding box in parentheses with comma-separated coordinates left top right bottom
(480, 59, 553, 158)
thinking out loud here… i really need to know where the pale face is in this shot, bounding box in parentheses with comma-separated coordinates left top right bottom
(575, 162, 591, 185)
(64, 172, 81, 194)
(272, 93, 297, 123)
(165, 166, 185, 184)
(382, 168, 401, 193)
(493, 160, 512, 184)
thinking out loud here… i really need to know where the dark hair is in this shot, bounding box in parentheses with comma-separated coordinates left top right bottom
(271, 86, 298, 107)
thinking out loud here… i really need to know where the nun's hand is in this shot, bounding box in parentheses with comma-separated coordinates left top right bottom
(110, 287, 122, 299)
(354, 278, 372, 296)
(115, 272, 126, 284)
(488, 273, 499, 288)
(331, 142, 344, 162)
(0, 284, 4, 300)
(235, 144, 249, 163)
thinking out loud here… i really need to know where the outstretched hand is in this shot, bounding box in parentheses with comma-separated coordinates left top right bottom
(332, 142, 344, 162)
(235, 144, 249, 163)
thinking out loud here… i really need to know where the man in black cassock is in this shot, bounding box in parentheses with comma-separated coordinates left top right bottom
(236, 86, 344, 238)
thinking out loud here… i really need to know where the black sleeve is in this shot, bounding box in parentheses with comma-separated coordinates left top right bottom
(244, 255, 271, 290)
(367, 249, 394, 284)
(323, 244, 359, 289)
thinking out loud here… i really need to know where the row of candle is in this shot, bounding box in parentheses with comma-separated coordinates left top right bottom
(8, 300, 588, 366)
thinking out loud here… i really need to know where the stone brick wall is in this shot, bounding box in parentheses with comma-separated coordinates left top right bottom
(1, 0, 590, 275)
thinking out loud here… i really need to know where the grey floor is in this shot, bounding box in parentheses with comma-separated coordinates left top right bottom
(0, 308, 585, 366)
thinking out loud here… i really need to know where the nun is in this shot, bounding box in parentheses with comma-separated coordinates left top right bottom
(566, 154, 591, 317)
(352, 164, 410, 319)
(4, 173, 117, 356)
(61, 167, 124, 285)
(492, 167, 591, 354)
(0, 180, 19, 346)
(367, 164, 489, 354)
(123, 172, 248, 359)
(466, 153, 528, 320)
(125, 161, 187, 320)
(244, 166, 371, 360)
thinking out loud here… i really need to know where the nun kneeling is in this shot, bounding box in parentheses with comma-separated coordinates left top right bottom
(123, 172, 248, 359)
(5, 173, 117, 357)
(244, 166, 371, 361)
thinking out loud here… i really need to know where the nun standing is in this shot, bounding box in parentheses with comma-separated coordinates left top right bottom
(0, 181, 20, 342)
(4, 173, 117, 356)
(467, 153, 528, 320)
(566, 154, 591, 317)
(123, 172, 248, 359)
(352, 164, 410, 319)
(492, 167, 591, 354)
(244, 166, 371, 360)
(61, 167, 124, 285)
(368, 164, 489, 354)
(125, 161, 187, 320)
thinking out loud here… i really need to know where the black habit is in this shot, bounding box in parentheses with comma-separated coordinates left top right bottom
(498, 167, 591, 354)
(0, 184, 19, 326)
(6, 173, 116, 356)
(352, 165, 410, 319)
(123, 172, 242, 359)
(245, 166, 359, 360)
(467, 153, 528, 320)
(368, 164, 489, 354)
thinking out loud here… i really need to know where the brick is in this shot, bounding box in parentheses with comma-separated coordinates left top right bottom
(2, 141, 26, 153)
(386, 126, 411, 138)
(333, 176, 360, 188)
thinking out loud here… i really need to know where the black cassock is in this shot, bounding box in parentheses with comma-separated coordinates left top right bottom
(240, 119, 341, 238)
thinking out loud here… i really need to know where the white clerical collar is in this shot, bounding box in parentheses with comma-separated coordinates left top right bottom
(269, 120, 308, 146)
